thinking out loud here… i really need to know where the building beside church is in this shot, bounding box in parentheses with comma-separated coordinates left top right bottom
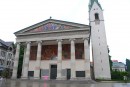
(112, 60, 126, 72)
(0, 39, 14, 76)
(12, 0, 111, 80)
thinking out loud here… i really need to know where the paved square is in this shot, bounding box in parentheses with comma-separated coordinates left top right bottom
(0, 80, 130, 87)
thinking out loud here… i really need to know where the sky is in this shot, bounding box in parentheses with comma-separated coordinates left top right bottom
(0, 0, 130, 63)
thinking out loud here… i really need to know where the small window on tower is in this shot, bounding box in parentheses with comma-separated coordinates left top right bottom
(95, 13, 99, 20)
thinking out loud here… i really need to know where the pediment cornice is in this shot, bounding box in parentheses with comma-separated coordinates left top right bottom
(14, 19, 90, 36)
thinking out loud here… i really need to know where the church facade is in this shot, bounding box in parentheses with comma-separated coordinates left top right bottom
(12, 0, 111, 80)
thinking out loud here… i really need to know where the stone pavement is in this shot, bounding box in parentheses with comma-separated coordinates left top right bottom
(0, 79, 130, 87)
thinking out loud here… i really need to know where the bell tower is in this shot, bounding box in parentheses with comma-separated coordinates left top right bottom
(89, 0, 111, 80)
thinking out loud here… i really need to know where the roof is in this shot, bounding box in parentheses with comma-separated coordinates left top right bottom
(89, 0, 102, 11)
(0, 39, 13, 48)
(112, 61, 126, 68)
(112, 60, 118, 62)
(6, 42, 14, 46)
(14, 18, 89, 35)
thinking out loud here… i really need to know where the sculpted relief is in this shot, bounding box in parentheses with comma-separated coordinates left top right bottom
(28, 22, 78, 33)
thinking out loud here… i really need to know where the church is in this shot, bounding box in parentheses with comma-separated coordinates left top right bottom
(12, 0, 111, 80)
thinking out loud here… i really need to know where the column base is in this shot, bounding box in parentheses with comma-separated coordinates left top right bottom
(83, 78, 92, 80)
(56, 77, 66, 80)
(70, 77, 77, 80)
(70, 77, 91, 81)
(11, 77, 17, 79)
(84, 77, 91, 80)
(33, 77, 40, 80)
(21, 77, 28, 79)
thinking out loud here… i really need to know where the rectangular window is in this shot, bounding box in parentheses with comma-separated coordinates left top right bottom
(8, 53, 12, 59)
(1, 51, 6, 57)
(95, 13, 99, 20)
(28, 71, 34, 77)
(76, 71, 85, 77)
(2, 60, 4, 65)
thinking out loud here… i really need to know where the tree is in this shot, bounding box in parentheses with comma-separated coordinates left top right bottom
(111, 71, 128, 80)
(17, 45, 24, 78)
(1, 68, 10, 78)
(126, 59, 130, 72)
(126, 58, 130, 80)
(108, 46, 112, 72)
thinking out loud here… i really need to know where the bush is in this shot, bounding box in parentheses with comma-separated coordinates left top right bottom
(111, 71, 128, 80)
(1, 68, 11, 78)
(127, 72, 130, 80)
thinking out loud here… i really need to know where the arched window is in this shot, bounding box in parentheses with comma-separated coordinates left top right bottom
(95, 13, 99, 20)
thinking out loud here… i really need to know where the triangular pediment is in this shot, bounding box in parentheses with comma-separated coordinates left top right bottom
(14, 19, 89, 35)
(26, 22, 79, 33)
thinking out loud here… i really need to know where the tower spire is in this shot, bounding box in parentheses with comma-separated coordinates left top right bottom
(89, 0, 102, 11)
(89, 0, 111, 80)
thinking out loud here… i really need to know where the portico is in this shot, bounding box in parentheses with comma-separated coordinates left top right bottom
(12, 19, 91, 80)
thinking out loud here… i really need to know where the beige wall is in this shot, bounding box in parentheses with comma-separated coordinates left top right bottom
(29, 60, 85, 71)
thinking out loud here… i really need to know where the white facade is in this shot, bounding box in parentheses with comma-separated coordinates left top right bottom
(12, 19, 91, 80)
(89, 1, 111, 80)
(12, 0, 111, 80)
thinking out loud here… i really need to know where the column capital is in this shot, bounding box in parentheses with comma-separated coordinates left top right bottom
(36, 41, 42, 44)
(26, 41, 31, 44)
(69, 38, 75, 41)
(16, 42, 21, 45)
(83, 38, 89, 41)
(57, 39, 63, 42)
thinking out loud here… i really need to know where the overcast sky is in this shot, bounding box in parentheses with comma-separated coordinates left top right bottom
(0, 0, 130, 63)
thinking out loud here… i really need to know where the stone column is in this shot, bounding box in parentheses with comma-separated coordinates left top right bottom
(70, 39, 76, 80)
(12, 42, 20, 79)
(57, 39, 63, 80)
(34, 41, 42, 79)
(84, 38, 91, 80)
(21, 46, 26, 77)
(22, 42, 31, 79)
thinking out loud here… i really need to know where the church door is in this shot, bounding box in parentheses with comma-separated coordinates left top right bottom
(50, 65, 57, 79)
(67, 69, 71, 80)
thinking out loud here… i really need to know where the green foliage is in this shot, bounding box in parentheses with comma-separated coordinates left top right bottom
(17, 45, 24, 78)
(125, 59, 130, 80)
(109, 56, 112, 72)
(126, 71, 130, 80)
(107, 46, 112, 72)
(126, 59, 130, 72)
(1, 68, 11, 78)
(111, 70, 128, 80)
